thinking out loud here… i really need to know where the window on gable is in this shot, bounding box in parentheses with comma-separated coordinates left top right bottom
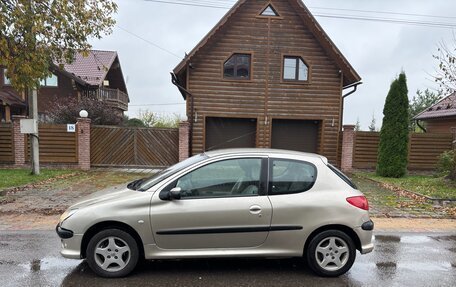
(3, 69, 11, 85)
(283, 56, 308, 81)
(261, 4, 279, 17)
(224, 54, 251, 80)
(40, 73, 58, 87)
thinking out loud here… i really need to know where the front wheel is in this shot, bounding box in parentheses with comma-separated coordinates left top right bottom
(86, 229, 139, 278)
(306, 230, 356, 277)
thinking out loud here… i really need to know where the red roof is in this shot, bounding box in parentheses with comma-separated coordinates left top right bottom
(57, 50, 118, 86)
(0, 90, 25, 107)
(414, 92, 456, 120)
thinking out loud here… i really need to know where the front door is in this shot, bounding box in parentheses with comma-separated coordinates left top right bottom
(150, 157, 272, 250)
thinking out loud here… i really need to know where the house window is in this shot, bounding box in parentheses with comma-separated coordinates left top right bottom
(0, 105, 5, 122)
(283, 56, 308, 81)
(261, 5, 279, 17)
(224, 54, 251, 80)
(3, 69, 11, 85)
(40, 74, 58, 87)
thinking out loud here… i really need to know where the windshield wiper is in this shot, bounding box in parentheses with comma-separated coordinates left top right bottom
(127, 178, 145, 191)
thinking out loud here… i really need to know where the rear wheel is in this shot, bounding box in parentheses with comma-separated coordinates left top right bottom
(306, 230, 356, 277)
(86, 229, 139, 278)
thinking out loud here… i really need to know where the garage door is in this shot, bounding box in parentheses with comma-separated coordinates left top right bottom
(205, 117, 257, 151)
(271, 119, 320, 153)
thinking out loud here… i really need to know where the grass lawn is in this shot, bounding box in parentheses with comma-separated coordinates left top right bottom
(357, 172, 456, 200)
(0, 169, 78, 190)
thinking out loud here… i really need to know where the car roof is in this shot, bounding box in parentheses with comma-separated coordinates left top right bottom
(203, 148, 328, 164)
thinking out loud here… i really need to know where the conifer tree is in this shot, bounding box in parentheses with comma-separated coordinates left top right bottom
(376, 72, 409, 177)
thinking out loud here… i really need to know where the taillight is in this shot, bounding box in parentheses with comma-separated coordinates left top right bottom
(346, 196, 369, 211)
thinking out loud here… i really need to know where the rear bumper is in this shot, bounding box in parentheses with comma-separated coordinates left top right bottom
(354, 220, 374, 254)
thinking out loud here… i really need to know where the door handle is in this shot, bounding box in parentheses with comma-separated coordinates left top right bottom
(249, 205, 262, 214)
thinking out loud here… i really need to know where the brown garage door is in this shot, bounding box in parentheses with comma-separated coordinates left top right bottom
(271, 119, 320, 153)
(205, 117, 257, 151)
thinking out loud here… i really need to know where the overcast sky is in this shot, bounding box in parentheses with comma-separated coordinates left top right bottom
(91, 0, 456, 130)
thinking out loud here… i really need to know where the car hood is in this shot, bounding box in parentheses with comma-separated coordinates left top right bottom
(69, 184, 139, 210)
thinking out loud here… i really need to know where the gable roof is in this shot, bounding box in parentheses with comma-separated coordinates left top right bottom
(0, 90, 25, 107)
(414, 92, 456, 120)
(173, 0, 361, 87)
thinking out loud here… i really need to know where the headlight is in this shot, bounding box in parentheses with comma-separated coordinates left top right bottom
(59, 209, 78, 223)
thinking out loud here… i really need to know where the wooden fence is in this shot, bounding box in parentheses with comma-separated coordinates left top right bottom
(353, 131, 453, 170)
(0, 124, 14, 163)
(26, 124, 78, 164)
(91, 126, 179, 167)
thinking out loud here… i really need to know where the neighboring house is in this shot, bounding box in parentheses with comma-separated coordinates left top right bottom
(414, 92, 456, 133)
(0, 50, 129, 123)
(172, 0, 361, 164)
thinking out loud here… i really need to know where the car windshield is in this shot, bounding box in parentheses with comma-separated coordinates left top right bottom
(327, 164, 358, 189)
(132, 153, 209, 191)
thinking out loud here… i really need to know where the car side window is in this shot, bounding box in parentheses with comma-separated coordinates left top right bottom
(170, 158, 262, 199)
(269, 159, 316, 195)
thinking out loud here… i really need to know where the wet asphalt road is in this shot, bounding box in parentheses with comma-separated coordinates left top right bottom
(0, 231, 455, 287)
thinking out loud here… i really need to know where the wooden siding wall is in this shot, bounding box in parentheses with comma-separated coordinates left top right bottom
(425, 117, 456, 133)
(91, 126, 178, 167)
(352, 132, 453, 170)
(25, 124, 78, 163)
(187, 0, 342, 163)
(0, 124, 13, 163)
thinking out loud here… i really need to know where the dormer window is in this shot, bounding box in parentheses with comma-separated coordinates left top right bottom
(261, 4, 279, 17)
(40, 73, 58, 87)
(283, 56, 308, 81)
(3, 69, 11, 85)
(224, 53, 251, 80)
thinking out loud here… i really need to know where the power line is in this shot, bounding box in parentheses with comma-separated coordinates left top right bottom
(116, 25, 184, 59)
(143, 0, 456, 29)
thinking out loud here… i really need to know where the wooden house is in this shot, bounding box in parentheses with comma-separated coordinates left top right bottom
(0, 50, 129, 122)
(172, 0, 361, 164)
(414, 92, 456, 133)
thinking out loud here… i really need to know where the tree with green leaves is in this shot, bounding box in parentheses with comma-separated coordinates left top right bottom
(377, 72, 410, 178)
(0, 0, 117, 89)
(0, 0, 117, 174)
(409, 89, 442, 132)
(138, 110, 181, 128)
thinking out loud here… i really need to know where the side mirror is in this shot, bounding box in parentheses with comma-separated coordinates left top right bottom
(159, 187, 182, 201)
(170, 187, 182, 200)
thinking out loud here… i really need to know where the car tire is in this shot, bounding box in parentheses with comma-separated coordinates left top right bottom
(86, 229, 139, 278)
(306, 230, 356, 277)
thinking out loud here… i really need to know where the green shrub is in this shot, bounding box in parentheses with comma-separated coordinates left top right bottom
(437, 150, 455, 175)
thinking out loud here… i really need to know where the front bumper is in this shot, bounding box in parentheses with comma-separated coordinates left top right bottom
(56, 224, 83, 259)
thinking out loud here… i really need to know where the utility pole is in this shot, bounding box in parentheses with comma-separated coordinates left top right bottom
(29, 88, 40, 175)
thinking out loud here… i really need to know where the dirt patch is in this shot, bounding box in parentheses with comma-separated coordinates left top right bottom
(0, 170, 146, 216)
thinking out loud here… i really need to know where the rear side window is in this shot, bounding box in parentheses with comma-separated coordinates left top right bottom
(327, 164, 357, 189)
(269, 159, 317, 195)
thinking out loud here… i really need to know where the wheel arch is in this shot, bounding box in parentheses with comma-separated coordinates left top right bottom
(303, 224, 361, 255)
(81, 221, 145, 259)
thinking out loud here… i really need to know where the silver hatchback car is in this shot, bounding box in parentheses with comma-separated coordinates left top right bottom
(57, 149, 373, 278)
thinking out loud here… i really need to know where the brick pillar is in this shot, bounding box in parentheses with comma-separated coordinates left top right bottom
(12, 115, 26, 166)
(77, 118, 91, 170)
(179, 121, 190, 162)
(341, 125, 356, 173)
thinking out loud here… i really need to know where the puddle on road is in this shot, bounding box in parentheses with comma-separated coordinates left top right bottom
(399, 262, 452, 272)
(400, 236, 433, 244)
(374, 235, 401, 242)
(19, 257, 81, 272)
